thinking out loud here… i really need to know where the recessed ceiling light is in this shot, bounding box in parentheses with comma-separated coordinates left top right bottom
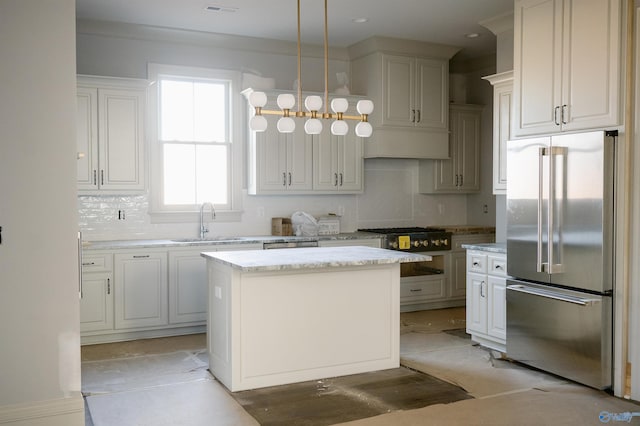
(352, 17, 369, 24)
(465, 33, 480, 39)
(205, 5, 238, 13)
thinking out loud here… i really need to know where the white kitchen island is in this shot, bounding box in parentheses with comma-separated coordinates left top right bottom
(202, 246, 430, 392)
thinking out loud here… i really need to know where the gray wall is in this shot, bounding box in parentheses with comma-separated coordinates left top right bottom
(0, 0, 82, 421)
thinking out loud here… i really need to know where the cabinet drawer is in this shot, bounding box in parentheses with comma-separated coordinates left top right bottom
(487, 255, 507, 277)
(400, 276, 447, 302)
(467, 252, 487, 273)
(82, 253, 113, 272)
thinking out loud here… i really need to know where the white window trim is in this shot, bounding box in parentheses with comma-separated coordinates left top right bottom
(147, 63, 244, 223)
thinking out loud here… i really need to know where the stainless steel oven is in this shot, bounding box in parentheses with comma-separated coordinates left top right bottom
(359, 228, 452, 310)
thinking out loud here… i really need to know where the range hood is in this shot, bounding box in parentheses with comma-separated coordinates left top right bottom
(363, 128, 450, 159)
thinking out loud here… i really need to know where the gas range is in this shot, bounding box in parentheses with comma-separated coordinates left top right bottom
(358, 227, 452, 252)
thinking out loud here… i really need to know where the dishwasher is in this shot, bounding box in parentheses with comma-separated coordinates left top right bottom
(263, 240, 318, 249)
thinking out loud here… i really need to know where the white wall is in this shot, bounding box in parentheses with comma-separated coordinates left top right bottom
(76, 21, 474, 240)
(0, 1, 83, 424)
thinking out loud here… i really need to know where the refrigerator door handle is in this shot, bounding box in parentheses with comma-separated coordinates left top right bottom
(548, 146, 567, 274)
(537, 147, 545, 273)
(508, 284, 600, 306)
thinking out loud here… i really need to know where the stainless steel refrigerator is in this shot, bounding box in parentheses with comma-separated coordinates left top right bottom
(506, 130, 616, 389)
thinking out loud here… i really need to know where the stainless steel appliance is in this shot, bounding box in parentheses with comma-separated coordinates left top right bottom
(506, 130, 616, 389)
(359, 227, 452, 307)
(358, 227, 452, 252)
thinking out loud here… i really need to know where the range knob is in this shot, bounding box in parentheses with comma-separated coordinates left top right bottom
(413, 241, 421, 247)
(389, 241, 399, 249)
(432, 239, 441, 247)
(442, 238, 449, 246)
(421, 240, 430, 247)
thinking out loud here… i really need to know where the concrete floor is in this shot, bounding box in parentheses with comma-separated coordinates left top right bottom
(82, 308, 640, 425)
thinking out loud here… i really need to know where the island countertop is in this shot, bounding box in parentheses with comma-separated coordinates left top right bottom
(201, 246, 431, 272)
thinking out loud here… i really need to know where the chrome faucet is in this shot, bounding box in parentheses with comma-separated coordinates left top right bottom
(199, 202, 216, 239)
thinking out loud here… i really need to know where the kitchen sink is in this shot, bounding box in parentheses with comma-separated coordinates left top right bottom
(171, 237, 246, 243)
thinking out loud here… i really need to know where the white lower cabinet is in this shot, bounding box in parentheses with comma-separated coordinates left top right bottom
(80, 252, 114, 333)
(466, 249, 508, 352)
(114, 251, 168, 330)
(168, 243, 262, 325)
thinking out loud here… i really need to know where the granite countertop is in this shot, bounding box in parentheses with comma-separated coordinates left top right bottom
(444, 225, 496, 235)
(83, 232, 381, 250)
(201, 246, 431, 272)
(461, 242, 506, 254)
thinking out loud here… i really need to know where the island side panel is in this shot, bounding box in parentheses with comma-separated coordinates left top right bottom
(233, 263, 400, 391)
(207, 260, 236, 388)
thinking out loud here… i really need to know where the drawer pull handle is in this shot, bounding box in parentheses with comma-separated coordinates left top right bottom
(495, 265, 504, 270)
(480, 281, 486, 298)
(82, 262, 96, 266)
(133, 255, 150, 259)
(473, 262, 480, 267)
(410, 288, 423, 292)
(107, 278, 111, 295)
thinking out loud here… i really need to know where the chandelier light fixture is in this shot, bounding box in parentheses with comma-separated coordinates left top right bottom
(248, 0, 374, 138)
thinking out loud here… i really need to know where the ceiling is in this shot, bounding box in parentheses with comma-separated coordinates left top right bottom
(75, 0, 514, 60)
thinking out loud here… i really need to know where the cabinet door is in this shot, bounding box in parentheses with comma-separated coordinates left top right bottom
(286, 125, 313, 191)
(513, 0, 563, 136)
(560, 0, 621, 132)
(382, 54, 415, 127)
(431, 105, 481, 193)
(466, 272, 487, 335)
(492, 78, 512, 194)
(115, 252, 168, 329)
(487, 276, 507, 340)
(169, 251, 208, 324)
(80, 272, 113, 332)
(456, 108, 481, 192)
(256, 117, 289, 192)
(76, 87, 99, 190)
(415, 58, 448, 130)
(98, 88, 145, 190)
(337, 132, 363, 191)
(449, 251, 467, 298)
(312, 131, 338, 191)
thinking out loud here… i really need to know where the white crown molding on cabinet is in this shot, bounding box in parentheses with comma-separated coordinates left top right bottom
(479, 11, 514, 36)
(76, 18, 350, 61)
(347, 36, 461, 61)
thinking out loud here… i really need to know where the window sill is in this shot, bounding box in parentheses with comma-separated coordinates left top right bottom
(149, 210, 243, 224)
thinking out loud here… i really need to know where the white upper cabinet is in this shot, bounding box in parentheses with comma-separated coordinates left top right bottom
(513, 0, 621, 137)
(313, 131, 363, 192)
(349, 37, 459, 158)
(77, 76, 147, 192)
(419, 104, 482, 193)
(483, 71, 513, 195)
(381, 55, 448, 130)
(244, 89, 364, 195)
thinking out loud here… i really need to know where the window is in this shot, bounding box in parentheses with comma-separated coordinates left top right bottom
(148, 64, 243, 221)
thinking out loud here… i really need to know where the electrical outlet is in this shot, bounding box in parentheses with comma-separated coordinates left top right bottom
(438, 204, 445, 215)
(257, 207, 265, 217)
(483, 204, 488, 214)
(118, 210, 126, 220)
(337, 205, 345, 216)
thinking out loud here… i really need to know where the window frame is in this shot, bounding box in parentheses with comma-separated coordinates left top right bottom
(147, 63, 243, 223)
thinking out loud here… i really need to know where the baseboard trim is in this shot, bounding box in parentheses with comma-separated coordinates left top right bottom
(0, 394, 84, 425)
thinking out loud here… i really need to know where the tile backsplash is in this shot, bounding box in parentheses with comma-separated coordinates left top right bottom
(78, 159, 471, 241)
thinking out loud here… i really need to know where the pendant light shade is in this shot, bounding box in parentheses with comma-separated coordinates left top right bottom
(331, 120, 349, 136)
(304, 118, 323, 135)
(250, 115, 268, 132)
(277, 117, 296, 133)
(355, 121, 373, 138)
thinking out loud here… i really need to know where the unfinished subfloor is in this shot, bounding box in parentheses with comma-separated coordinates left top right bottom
(82, 308, 640, 425)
